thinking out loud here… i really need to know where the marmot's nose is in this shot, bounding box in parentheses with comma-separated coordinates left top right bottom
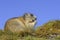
(35, 18, 37, 20)
(32, 20, 35, 22)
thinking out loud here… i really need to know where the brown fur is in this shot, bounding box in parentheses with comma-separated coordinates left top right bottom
(4, 13, 37, 36)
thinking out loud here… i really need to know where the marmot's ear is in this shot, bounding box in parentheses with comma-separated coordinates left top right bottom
(24, 13, 29, 16)
(23, 13, 28, 20)
(23, 13, 29, 17)
(23, 16, 25, 20)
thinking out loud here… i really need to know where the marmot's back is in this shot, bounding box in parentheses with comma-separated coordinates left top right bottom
(4, 17, 26, 33)
(4, 13, 37, 34)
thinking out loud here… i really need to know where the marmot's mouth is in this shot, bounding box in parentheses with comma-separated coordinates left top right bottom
(29, 20, 35, 23)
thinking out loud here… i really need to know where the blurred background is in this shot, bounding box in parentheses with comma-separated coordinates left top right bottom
(0, 0, 60, 29)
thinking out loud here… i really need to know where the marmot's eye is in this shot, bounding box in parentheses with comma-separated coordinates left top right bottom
(35, 18, 37, 20)
(30, 14, 33, 16)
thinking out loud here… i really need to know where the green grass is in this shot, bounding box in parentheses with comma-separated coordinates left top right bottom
(1, 20, 60, 40)
(0, 30, 60, 40)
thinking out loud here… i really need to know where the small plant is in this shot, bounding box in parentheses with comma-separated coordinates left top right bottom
(0, 20, 60, 40)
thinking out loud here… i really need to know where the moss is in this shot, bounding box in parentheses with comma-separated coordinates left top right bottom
(35, 20, 60, 38)
(0, 20, 60, 40)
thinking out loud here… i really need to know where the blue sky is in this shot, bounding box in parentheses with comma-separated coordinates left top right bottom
(0, 0, 60, 29)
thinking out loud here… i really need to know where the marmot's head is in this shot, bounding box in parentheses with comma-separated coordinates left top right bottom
(23, 13, 37, 23)
(23, 13, 37, 33)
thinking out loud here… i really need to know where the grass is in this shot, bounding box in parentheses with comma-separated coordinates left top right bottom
(0, 30, 50, 40)
(0, 30, 60, 40)
(0, 20, 60, 40)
